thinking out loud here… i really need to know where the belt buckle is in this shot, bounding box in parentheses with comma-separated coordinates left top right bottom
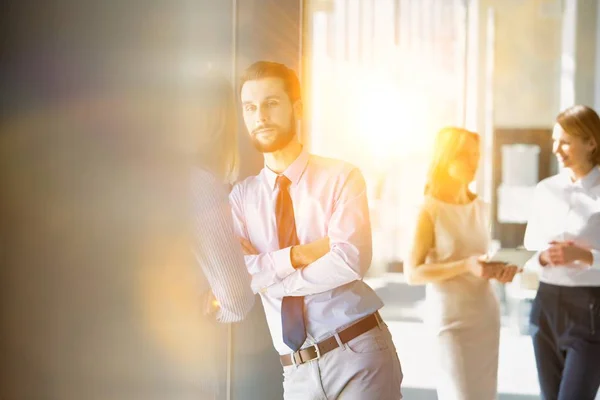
(312, 343, 321, 360)
(291, 351, 299, 367)
(290, 343, 321, 367)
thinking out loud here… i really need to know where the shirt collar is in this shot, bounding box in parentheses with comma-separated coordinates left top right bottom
(565, 166, 600, 190)
(263, 148, 310, 191)
(580, 166, 600, 190)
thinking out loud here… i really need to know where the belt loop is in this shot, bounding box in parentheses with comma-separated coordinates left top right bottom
(375, 312, 383, 330)
(292, 351, 300, 368)
(333, 331, 345, 351)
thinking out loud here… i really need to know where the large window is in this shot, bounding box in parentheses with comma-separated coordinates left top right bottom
(303, 0, 468, 269)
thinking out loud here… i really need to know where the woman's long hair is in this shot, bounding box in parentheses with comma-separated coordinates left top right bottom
(196, 74, 239, 184)
(424, 127, 480, 197)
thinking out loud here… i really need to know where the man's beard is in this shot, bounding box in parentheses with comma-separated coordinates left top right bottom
(249, 120, 296, 153)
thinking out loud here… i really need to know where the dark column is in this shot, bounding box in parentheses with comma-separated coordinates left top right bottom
(231, 1, 302, 399)
(0, 1, 301, 399)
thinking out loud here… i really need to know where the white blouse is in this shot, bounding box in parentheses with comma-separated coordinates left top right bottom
(524, 166, 600, 286)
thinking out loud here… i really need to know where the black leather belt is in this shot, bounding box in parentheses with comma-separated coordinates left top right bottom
(280, 312, 382, 367)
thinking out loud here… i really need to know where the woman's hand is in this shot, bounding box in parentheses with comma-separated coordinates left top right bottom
(546, 240, 593, 266)
(466, 255, 505, 279)
(201, 291, 220, 317)
(494, 264, 520, 283)
(538, 249, 551, 266)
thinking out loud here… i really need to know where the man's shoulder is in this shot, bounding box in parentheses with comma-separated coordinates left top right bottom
(230, 173, 263, 199)
(308, 154, 361, 178)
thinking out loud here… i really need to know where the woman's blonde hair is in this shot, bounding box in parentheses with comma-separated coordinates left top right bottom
(425, 126, 480, 197)
(556, 105, 600, 165)
(196, 74, 240, 184)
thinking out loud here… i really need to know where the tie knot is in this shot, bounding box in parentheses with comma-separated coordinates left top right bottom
(276, 175, 291, 190)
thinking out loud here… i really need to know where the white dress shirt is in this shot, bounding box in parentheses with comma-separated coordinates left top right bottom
(524, 166, 600, 286)
(229, 149, 383, 355)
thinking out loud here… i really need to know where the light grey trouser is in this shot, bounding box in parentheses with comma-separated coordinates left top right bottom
(282, 322, 403, 400)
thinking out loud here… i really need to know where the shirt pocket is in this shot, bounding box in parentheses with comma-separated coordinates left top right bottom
(294, 196, 330, 237)
(243, 202, 276, 248)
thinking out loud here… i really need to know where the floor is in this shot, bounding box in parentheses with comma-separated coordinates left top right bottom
(367, 274, 542, 400)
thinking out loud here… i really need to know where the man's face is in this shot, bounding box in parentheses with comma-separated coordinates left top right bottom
(240, 77, 297, 153)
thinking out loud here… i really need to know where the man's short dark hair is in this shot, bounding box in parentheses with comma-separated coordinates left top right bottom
(240, 61, 301, 104)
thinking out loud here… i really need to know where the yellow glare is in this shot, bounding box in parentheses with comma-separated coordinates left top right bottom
(312, 62, 437, 171)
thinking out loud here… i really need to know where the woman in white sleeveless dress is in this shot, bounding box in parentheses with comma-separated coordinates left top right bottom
(405, 127, 520, 400)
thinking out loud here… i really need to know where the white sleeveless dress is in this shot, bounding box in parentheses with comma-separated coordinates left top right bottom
(422, 195, 500, 400)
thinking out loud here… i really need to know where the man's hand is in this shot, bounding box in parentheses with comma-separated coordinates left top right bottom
(546, 240, 592, 267)
(239, 238, 258, 255)
(239, 236, 331, 268)
(290, 237, 330, 269)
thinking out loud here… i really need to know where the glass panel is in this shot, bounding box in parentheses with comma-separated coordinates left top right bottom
(501, 144, 540, 186)
(497, 144, 540, 223)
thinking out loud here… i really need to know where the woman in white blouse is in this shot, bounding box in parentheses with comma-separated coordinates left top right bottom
(524, 105, 600, 400)
(406, 127, 519, 400)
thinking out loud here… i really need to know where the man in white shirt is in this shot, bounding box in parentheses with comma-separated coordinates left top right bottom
(229, 61, 403, 399)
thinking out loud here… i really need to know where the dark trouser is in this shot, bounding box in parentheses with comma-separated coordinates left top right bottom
(530, 282, 600, 400)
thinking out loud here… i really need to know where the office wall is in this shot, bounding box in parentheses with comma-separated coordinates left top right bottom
(488, 0, 562, 127)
